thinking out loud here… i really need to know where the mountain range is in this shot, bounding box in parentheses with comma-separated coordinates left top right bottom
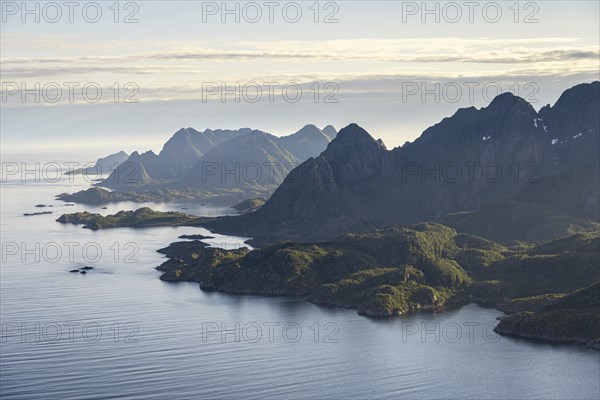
(65, 151, 129, 176)
(204, 82, 600, 244)
(56, 81, 600, 347)
(100, 125, 336, 190)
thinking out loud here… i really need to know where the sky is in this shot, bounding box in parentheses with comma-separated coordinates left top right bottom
(1, 0, 599, 154)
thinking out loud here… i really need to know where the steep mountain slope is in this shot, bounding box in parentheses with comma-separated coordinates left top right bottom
(158, 127, 253, 177)
(539, 81, 600, 169)
(183, 124, 335, 190)
(204, 82, 599, 244)
(185, 130, 299, 190)
(101, 150, 157, 186)
(322, 125, 338, 139)
(238, 124, 393, 239)
(102, 128, 251, 186)
(100, 125, 334, 190)
(65, 151, 129, 176)
(390, 92, 549, 217)
(278, 124, 336, 160)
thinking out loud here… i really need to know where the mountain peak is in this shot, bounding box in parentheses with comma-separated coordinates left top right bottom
(329, 123, 387, 151)
(244, 130, 274, 141)
(487, 92, 518, 108)
(486, 92, 535, 115)
(321, 123, 391, 180)
(551, 81, 599, 110)
(290, 124, 324, 138)
(299, 124, 319, 131)
(335, 123, 375, 142)
(277, 125, 334, 161)
(173, 127, 198, 137)
(207, 82, 599, 244)
(322, 125, 337, 139)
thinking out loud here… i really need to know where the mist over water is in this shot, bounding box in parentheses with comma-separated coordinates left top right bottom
(1, 151, 599, 399)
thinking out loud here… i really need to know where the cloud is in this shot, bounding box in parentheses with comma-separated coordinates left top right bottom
(2, 36, 598, 103)
(3, 70, 597, 106)
(3, 37, 597, 66)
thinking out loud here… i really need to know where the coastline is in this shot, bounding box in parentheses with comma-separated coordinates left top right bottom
(154, 233, 600, 350)
(55, 207, 600, 351)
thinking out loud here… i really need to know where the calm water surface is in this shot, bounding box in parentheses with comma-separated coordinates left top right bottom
(1, 153, 599, 399)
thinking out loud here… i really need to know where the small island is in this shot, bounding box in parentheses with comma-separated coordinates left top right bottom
(56, 207, 204, 230)
(24, 211, 53, 216)
(56, 187, 269, 206)
(56, 187, 211, 205)
(178, 234, 215, 240)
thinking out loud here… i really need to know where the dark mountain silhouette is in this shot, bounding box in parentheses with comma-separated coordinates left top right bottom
(101, 125, 335, 190)
(204, 82, 600, 244)
(322, 125, 338, 139)
(279, 124, 337, 161)
(185, 130, 299, 190)
(101, 128, 252, 186)
(158, 128, 253, 177)
(61, 125, 336, 204)
(184, 124, 336, 190)
(65, 151, 129, 176)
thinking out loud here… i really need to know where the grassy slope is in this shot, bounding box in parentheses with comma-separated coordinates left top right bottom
(156, 223, 599, 346)
(494, 283, 600, 346)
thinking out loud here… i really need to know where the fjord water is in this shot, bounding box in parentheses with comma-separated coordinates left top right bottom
(1, 153, 599, 400)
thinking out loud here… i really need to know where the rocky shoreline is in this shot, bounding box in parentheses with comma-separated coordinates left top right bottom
(494, 317, 600, 350)
(492, 284, 600, 349)
(53, 206, 599, 349)
(154, 223, 600, 349)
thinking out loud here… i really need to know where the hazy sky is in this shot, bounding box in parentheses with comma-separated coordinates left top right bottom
(1, 0, 599, 153)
